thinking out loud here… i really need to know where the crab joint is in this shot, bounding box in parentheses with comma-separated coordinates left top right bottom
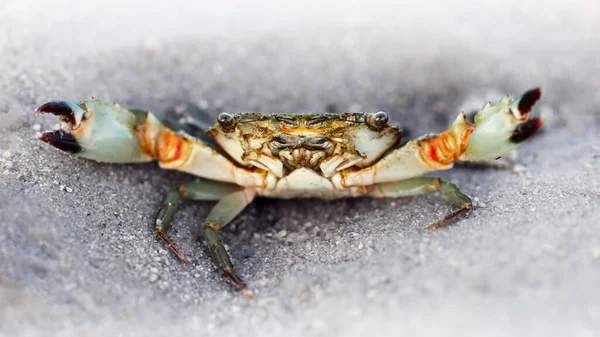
(136, 113, 193, 167)
(419, 113, 474, 168)
(156, 130, 193, 165)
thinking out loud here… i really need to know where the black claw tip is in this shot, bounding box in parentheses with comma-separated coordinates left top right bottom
(39, 130, 82, 153)
(509, 117, 543, 143)
(35, 101, 76, 125)
(517, 87, 543, 115)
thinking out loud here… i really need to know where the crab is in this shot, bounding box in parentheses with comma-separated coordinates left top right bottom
(35, 88, 543, 298)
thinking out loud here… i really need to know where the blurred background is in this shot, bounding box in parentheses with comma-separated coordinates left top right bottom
(1, 1, 599, 336)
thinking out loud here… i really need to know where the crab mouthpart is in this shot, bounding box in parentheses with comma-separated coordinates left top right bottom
(38, 129, 82, 153)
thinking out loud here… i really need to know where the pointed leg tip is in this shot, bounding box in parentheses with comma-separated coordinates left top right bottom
(224, 269, 254, 299)
(424, 222, 440, 231)
(241, 288, 255, 299)
(156, 229, 191, 263)
(174, 251, 191, 263)
(424, 203, 473, 231)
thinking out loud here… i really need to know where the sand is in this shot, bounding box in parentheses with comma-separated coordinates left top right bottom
(1, 1, 599, 336)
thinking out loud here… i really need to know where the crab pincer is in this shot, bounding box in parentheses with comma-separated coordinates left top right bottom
(36, 101, 86, 153)
(510, 117, 544, 143)
(36, 101, 83, 124)
(460, 87, 544, 161)
(37, 129, 82, 154)
(509, 87, 544, 142)
(36, 99, 154, 163)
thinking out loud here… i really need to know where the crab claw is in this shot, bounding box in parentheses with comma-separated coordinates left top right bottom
(459, 88, 543, 161)
(38, 129, 83, 154)
(510, 87, 543, 119)
(36, 101, 86, 126)
(36, 99, 153, 163)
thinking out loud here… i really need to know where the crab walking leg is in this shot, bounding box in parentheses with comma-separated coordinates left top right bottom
(35, 99, 268, 187)
(369, 176, 472, 229)
(342, 88, 543, 187)
(203, 188, 257, 298)
(154, 179, 244, 263)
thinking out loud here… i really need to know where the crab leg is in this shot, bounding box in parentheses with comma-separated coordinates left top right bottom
(203, 188, 256, 298)
(368, 176, 472, 229)
(342, 88, 543, 186)
(35, 99, 269, 187)
(154, 180, 256, 297)
(154, 179, 244, 263)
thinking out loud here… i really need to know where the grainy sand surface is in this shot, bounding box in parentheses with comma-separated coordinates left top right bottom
(1, 1, 599, 336)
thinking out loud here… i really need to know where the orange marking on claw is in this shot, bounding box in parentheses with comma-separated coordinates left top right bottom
(71, 109, 94, 138)
(460, 128, 474, 153)
(154, 129, 192, 165)
(424, 132, 456, 166)
(136, 119, 157, 158)
(420, 126, 473, 168)
(428, 140, 440, 163)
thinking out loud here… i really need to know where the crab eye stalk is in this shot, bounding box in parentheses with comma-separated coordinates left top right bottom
(217, 112, 237, 131)
(365, 111, 389, 130)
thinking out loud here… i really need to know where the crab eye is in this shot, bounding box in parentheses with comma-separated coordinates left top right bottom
(366, 111, 388, 130)
(217, 112, 237, 131)
(275, 116, 300, 128)
(304, 136, 328, 145)
(306, 116, 329, 127)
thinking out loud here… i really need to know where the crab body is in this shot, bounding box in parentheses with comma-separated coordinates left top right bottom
(36, 88, 544, 297)
(207, 112, 402, 198)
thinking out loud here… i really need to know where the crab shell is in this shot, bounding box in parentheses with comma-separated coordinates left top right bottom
(199, 112, 398, 197)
